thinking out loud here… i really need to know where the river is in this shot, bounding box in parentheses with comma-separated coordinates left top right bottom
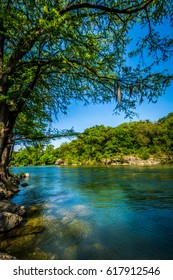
(1, 165, 173, 259)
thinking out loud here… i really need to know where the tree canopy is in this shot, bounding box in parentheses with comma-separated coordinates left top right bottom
(0, 0, 173, 188)
(1, 0, 172, 118)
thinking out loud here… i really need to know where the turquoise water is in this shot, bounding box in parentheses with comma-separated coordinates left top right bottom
(8, 165, 173, 259)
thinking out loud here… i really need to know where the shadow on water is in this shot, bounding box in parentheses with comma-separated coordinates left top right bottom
(0, 165, 172, 259)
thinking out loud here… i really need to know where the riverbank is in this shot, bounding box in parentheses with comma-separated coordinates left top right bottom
(55, 155, 173, 167)
(0, 176, 26, 259)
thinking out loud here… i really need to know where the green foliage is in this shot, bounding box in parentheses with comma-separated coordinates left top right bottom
(1, 0, 173, 121)
(11, 113, 173, 166)
(11, 144, 59, 166)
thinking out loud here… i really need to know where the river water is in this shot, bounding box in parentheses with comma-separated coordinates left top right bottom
(1, 165, 173, 259)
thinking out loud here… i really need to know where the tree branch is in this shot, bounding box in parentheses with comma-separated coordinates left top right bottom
(13, 130, 79, 142)
(7, 29, 43, 76)
(15, 57, 119, 82)
(15, 65, 41, 114)
(60, 0, 154, 16)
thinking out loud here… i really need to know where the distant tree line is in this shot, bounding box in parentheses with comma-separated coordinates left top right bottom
(11, 113, 173, 166)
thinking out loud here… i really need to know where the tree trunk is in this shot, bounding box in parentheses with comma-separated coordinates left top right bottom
(0, 102, 18, 192)
(0, 19, 20, 193)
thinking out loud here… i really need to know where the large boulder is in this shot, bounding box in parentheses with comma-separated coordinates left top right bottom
(55, 159, 64, 165)
(55, 159, 68, 166)
(0, 212, 23, 232)
(9, 176, 20, 185)
(21, 173, 30, 178)
(0, 183, 14, 199)
(0, 200, 18, 213)
(16, 206, 26, 217)
(0, 200, 26, 218)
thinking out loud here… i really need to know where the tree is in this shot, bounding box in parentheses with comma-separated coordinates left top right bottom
(0, 0, 172, 190)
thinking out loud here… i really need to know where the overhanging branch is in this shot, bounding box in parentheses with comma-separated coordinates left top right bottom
(60, 0, 154, 16)
(13, 130, 80, 142)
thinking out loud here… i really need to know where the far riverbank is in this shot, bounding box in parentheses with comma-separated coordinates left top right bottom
(55, 155, 173, 167)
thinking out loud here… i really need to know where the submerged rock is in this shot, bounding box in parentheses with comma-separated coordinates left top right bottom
(0, 212, 23, 232)
(21, 182, 29, 187)
(28, 249, 56, 260)
(7, 224, 45, 238)
(71, 205, 91, 216)
(63, 245, 77, 260)
(25, 217, 45, 228)
(64, 219, 92, 239)
(28, 205, 43, 215)
(1, 234, 35, 255)
(79, 242, 111, 259)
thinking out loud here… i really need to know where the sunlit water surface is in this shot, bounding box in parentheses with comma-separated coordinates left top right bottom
(1, 165, 173, 259)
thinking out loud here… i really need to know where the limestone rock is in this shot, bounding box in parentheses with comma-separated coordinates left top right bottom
(55, 159, 64, 165)
(55, 159, 68, 166)
(23, 173, 30, 178)
(0, 200, 26, 217)
(0, 212, 23, 232)
(0, 200, 18, 213)
(104, 156, 162, 166)
(9, 177, 20, 185)
(0, 183, 14, 199)
(16, 206, 26, 217)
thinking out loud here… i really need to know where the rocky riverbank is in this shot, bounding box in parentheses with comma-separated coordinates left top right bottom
(0, 176, 26, 260)
(55, 156, 173, 166)
(102, 156, 163, 166)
